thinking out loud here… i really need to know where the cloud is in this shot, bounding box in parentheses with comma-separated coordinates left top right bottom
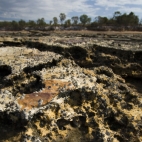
(93, 0, 142, 18)
(0, 0, 99, 21)
(94, 0, 142, 8)
(119, 6, 142, 13)
(0, 0, 142, 21)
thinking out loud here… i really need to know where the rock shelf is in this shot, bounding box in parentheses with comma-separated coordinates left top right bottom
(0, 31, 142, 142)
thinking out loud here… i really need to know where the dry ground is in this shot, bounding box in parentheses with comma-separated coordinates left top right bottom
(0, 30, 142, 35)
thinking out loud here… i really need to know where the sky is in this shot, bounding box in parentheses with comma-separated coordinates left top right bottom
(0, 0, 142, 22)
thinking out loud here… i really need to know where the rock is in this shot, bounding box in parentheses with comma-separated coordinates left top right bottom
(0, 32, 141, 142)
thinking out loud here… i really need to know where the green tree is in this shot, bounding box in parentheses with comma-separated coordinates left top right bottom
(95, 16, 108, 26)
(112, 11, 122, 25)
(59, 13, 66, 25)
(80, 14, 91, 26)
(0, 21, 11, 30)
(113, 11, 121, 20)
(87, 17, 91, 24)
(139, 19, 142, 25)
(18, 19, 26, 30)
(53, 17, 58, 25)
(107, 18, 115, 26)
(28, 20, 36, 28)
(128, 12, 139, 26)
(64, 19, 71, 27)
(71, 16, 78, 25)
(37, 18, 46, 28)
(11, 20, 19, 30)
(112, 11, 139, 26)
(49, 20, 52, 25)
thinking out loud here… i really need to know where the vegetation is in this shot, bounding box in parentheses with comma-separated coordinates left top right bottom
(71, 16, 79, 25)
(64, 19, 71, 27)
(37, 18, 46, 29)
(80, 14, 91, 26)
(59, 13, 66, 25)
(0, 11, 141, 31)
(53, 17, 58, 26)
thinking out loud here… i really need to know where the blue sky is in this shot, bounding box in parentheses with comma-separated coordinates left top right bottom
(0, 0, 142, 22)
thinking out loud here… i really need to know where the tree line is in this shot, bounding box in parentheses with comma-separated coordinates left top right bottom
(0, 11, 142, 31)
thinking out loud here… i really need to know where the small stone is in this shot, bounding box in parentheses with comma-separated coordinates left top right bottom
(106, 130, 110, 136)
(38, 99, 43, 107)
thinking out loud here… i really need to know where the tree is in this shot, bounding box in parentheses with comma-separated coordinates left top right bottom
(128, 12, 139, 26)
(71, 16, 79, 25)
(112, 11, 122, 25)
(0, 21, 11, 30)
(113, 11, 121, 20)
(59, 13, 66, 25)
(87, 17, 91, 24)
(114, 12, 139, 26)
(37, 18, 46, 28)
(64, 19, 71, 27)
(80, 14, 91, 26)
(49, 20, 52, 25)
(18, 19, 26, 30)
(112, 11, 139, 26)
(11, 20, 19, 30)
(94, 16, 108, 26)
(53, 17, 58, 25)
(139, 19, 142, 25)
(28, 20, 36, 28)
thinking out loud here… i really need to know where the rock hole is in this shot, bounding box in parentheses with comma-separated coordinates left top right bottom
(0, 65, 12, 78)
(57, 119, 70, 130)
(88, 112, 95, 118)
(124, 77, 142, 94)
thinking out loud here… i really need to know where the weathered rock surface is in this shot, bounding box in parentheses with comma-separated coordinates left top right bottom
(0, 31, 142, 142)
(1, 32, 142, 78)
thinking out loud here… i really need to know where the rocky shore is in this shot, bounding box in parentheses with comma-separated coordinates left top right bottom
(0, 31, 142, 142)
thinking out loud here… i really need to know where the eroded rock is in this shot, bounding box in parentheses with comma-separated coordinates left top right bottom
(0, 32, 142, 142)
